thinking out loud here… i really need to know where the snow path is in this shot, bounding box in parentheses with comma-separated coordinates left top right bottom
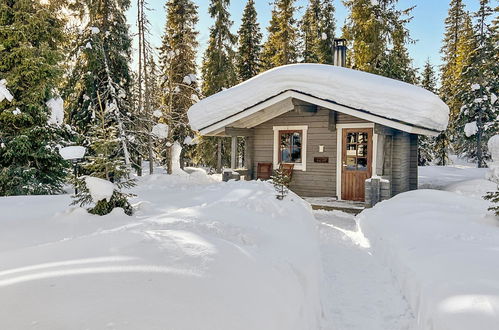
(316, 210, 416, 330)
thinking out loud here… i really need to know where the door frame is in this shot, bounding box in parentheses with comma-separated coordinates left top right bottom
(336, 123, 378, 200)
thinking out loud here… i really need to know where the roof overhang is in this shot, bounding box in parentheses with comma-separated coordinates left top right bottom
(199, 90, 441, 137)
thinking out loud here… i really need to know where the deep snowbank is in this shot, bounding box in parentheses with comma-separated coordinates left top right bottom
(358, 188, 499, 330)
(0, 172, 322, 329)
(419, 164, 487, 190)
(188, 63, 449, 132)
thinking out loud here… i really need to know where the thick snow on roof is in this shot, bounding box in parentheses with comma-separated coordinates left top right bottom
(188, 64, 449, 132)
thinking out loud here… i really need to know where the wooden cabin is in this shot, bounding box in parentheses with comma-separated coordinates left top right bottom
(188, 63, 449, 205)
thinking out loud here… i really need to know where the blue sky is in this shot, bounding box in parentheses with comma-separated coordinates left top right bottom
(126, 0, 480, 72)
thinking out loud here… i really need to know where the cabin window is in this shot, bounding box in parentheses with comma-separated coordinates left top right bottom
(273, 125, 308, 171)
(279, 130, 302, 163)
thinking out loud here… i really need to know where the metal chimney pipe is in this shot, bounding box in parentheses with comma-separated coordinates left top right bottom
(333, 39, 347, 67)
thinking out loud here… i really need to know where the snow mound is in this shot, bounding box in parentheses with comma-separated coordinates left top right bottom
(84, 176, 114, 203)
(188, 64, 449, 132)
(59, 146, 86, 160)
(487, 135, 499, 183)
(46, 97, 64, 126)
(0, 178, 322, 329)
(151, 123, 168, 139)
(464, 121, 478, 137)
(359, 189, 499, 330)
(0, 79, 13, 103)
(419, 164, 487, 190)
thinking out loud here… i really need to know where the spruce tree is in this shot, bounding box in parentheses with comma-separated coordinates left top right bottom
(343, 0, 415, 79)
(318, 0, 336, 64)
(64, 0, 133, 166)
(201, 0, 237, 95)
(237, 0, 263, 81)
(455, 0, 498, 167)
(380, 18, 417, 84)
(160, 0, 200, 172)
(300, 0, 336, 64)
(0, 0, 68, 196)
(440, 0, 467, 125)
(300, 0, 322, 63)
(261, 0, 299, 70)
(418, 59, 438, 165)
(72, 102, 135, 216)
(197, 0, 237, 171)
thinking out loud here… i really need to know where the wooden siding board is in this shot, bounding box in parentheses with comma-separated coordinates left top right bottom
(253, 108, 338, 197)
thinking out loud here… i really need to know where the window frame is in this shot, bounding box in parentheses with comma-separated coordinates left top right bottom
(273, 125, 308, 171)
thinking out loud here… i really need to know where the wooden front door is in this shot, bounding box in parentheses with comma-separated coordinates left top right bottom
(341, 128, 373, 201)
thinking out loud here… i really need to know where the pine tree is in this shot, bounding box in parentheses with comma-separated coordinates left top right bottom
(271, 169, 291, 200)
(197, 0, 237, 171)
(343, 0, 415, 80)
(380, 16, 417, 84)
(300, 0, 336, 64)
(160, 0, 200, 172)
(455, 0, 498, 167)
(136, 0, 155, 175)
(237, 0, 263, 81)
(440, 0, 467, 126)
(0, 0, 69, 196)
(72, 100, 135, 216)
(300, 0, 322, 63)
(261, 0, 299, 70)
(418, 59, 438, 165)
(317, 0, 336, 64)
(64, 0, 133, 166)
(201, 0, 237, 95)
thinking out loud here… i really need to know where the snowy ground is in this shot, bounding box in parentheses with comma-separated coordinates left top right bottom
(360, 164, 498, 330)
(316, 210, 416, 330)
(0, 163, 497, 329)
(0, 170, 322, 330)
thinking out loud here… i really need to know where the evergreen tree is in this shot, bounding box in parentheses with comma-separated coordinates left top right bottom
(261, 0, 299, 70)
(197, 0, 237, 171)
(300, 0, 336, 64)
(418, 59, 438, 165)
(201, 0, 237, 95)
(317, 0, 336, 64)
(64, 0, 133, 166)
(237, 0, 263, 81)
(380, 17, 417, 84)
(271, 169, 291, 200)
(136, 0, 155, 175)
(300, 0, 322, 63)
(440, 0, 467, 125)
(343, 0, 415, 81)
(72, 102, 135, 216)
(160, 0, 200, 172)
(455, 0, 498, 167)
(0, 0, 68, 196)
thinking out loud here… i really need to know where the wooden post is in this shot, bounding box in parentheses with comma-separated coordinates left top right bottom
(231, 136, 238, 169)
(216, 139, 222, 173)
(244, 136, 254, 180)
(371, 178, 380, 206)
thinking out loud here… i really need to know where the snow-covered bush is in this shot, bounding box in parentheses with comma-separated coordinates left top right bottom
(72, 176, 134, 216)
(484, 135, 499, 216)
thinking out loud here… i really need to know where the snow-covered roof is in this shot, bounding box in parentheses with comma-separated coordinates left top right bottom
(188, 64, 449, 135)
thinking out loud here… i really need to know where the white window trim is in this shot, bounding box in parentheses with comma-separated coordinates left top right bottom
(336, 123, 378, 200)
(273, 125, 308, 171)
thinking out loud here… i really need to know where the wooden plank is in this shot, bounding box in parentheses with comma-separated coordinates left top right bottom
(328, 111, 337, 132)
(245, 136, 254, 179)
(230, 136, 237, 169)
(225, 127, 254, 137)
